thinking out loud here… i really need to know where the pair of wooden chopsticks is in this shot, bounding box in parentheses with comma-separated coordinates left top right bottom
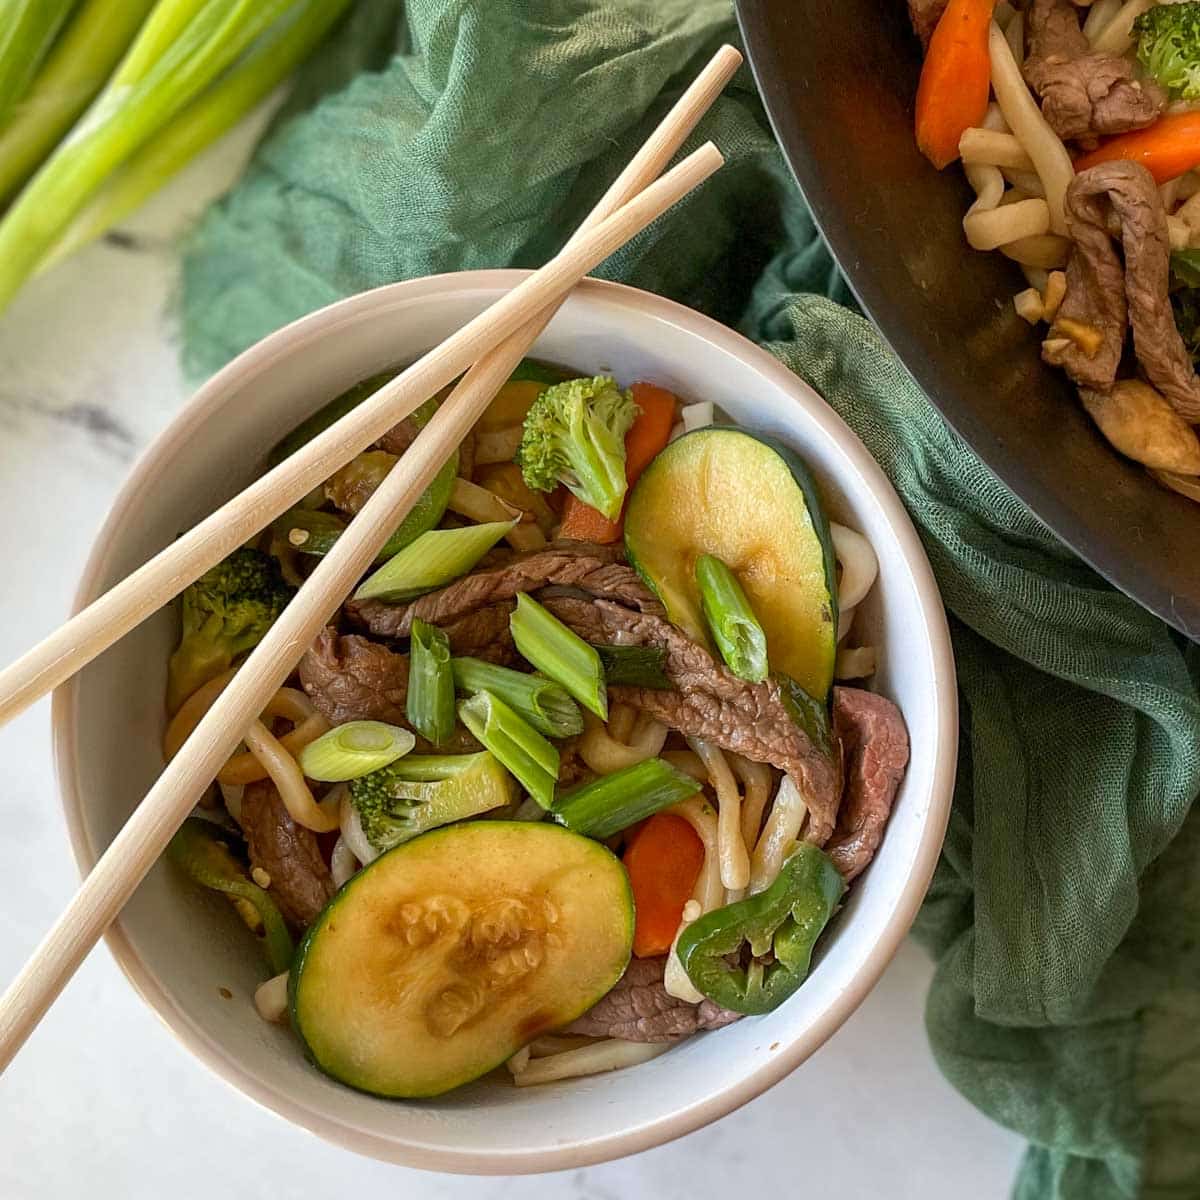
(0, 44, 742, 1070)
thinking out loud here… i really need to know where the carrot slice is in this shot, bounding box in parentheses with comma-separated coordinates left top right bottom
(914, 0, 994, 171)
(1073, 113, 1200, 185)
(623, 812, 705, 958)
(624, 382, 679, 478)
(559, 381, 678, 543)
(558, 494, 623, 543)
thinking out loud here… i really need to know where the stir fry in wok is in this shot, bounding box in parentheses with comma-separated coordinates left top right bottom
(911, 0, 1200, 500)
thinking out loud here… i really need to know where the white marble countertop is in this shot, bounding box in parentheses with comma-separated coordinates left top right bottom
(0, 120, 1024, 1199)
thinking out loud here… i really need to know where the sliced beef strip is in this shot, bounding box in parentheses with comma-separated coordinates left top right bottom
(1023, 0, 1164, 145)
(908, 0, 947, 51)
(1045, 166, 1129, 390)
(556, 736, 591, 789)
(375, 407, 476, 473)
(541, 596, 840, 845)
(439, 601, 517, 664)
(344, 542, 661, 639)
(563, 956, 740, 1042)
(240, 780, 334, 930)
(298, 626, 480, 750)
(324, 450, 394, 517)
(1052, 163, 1200, 419)
(299, 627, 409, 725)
(826, 687, 910, 882)
(374, 411, 422, 457)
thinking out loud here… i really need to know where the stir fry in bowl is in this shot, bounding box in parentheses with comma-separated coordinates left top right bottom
(910, 0, 1200, 501)
(162, 360, 910, 1098)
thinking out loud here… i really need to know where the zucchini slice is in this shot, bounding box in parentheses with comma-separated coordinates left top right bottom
(624, 427, 838, 700)
(290, 821, 633, 1098)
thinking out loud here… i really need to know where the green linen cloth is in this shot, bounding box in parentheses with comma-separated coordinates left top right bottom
(179, 3, 1200, 1195)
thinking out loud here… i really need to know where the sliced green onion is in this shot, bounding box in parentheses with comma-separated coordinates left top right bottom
(452, 657, 583, 738)
(168, 818, 293, 973)
(0, 0, 158, 205)
(695, 554, 769, 683)
(595, 643, 671, 689)
(552, 758, 701, 839)
(298, 721, 414, 782)
(0, 0, 304, 313)
(408, 619, 455, 746)
(0, 0, 80, 125)
(353, 520, 516, 603)
(510, 593, 607, 719)
(458, 691, 558, 809)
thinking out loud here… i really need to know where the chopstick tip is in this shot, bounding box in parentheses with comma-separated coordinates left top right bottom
(697, 140, 726, 170)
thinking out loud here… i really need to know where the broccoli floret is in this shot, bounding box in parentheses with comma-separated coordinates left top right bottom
(1135, 3, 1200, 100)
(166, 547, 293, 712)
(516, 375, 638, 520)
(348, 761, 418, 851)
(348, 752, 513, 853)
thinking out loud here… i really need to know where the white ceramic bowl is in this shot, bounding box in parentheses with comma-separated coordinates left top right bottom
(53, 271, 955, 1173)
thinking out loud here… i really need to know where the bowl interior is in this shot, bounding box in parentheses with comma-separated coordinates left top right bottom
(56, 272, 954, 1172)
(736, 0, 1200, 639)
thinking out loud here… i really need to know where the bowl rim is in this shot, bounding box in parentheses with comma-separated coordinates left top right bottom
(51, 269, 957, 1174)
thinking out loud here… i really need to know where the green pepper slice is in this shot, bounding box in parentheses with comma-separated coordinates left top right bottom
(775, 673, 832, 758)
(168, 818, 294, 975)
(676, 843, 845, 1015)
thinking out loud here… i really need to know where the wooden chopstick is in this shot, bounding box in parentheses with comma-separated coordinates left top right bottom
(0, 47, 732, 732)
(0, 47, 738, 1066)
(425, 45, 743, 503)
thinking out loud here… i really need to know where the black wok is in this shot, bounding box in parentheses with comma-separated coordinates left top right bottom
(737, 0, 1200, 639)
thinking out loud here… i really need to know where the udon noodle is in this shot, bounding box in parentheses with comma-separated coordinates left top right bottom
(579, 706, 668, 773)
(687, 737, 750, 893)
(165, 672, 337, 832)
(986, 21, 1073, 235)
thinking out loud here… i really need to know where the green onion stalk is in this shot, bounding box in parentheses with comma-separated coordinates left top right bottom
(458, 690, 559, 810)
(695, 554, 769, 683)
(407, 620, 456, 747)
(0, 0, 302, 313)
(510, 593, 608, 719)
(116, 0, 223, 87)
(0, 0, 157, 205)
(552, 758, 701, 839)
(451, 656, 583, 739)
(44, 0, 355, 270)
(0, 0, 81, 127)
